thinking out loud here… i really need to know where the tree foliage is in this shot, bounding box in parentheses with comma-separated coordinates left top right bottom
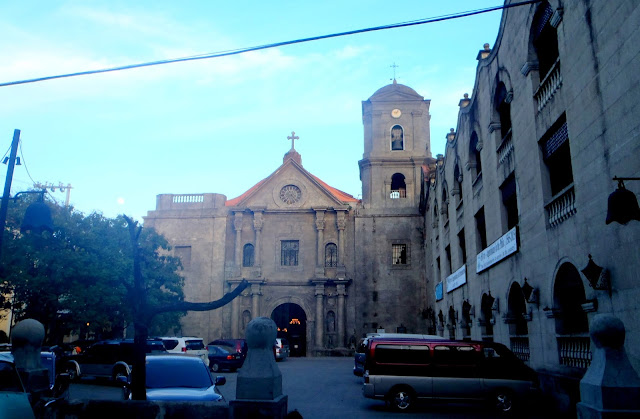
(0, 196, 184, 343)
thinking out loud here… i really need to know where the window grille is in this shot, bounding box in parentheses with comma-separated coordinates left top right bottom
(281, 240, 299, 266)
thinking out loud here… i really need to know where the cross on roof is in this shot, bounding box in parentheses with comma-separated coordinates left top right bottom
(390, 62, 399, 82)
(287, 131, 299, 150)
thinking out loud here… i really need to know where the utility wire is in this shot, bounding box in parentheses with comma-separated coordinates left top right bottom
(0, 0, 539, 88)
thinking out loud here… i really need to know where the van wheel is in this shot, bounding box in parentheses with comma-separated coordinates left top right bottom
(388, 386, 414, 411)
(493, 389, 515, 413)
(113, 367, 129, 382)
(65, 364, 78, 382)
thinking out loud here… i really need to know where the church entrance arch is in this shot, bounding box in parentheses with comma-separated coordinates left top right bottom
(271, 303, 307, 357)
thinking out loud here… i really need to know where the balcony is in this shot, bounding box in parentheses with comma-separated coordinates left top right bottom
(545, 184, 576, 228)
(390, 189, 407, 199)
(534, 58, 562, 112)
(510, 336, 530, 363)
(497, 129, 514, 166)
(557, 336, 592, 369)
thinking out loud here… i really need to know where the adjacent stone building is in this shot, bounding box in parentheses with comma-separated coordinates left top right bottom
(424, 0, 640, 411)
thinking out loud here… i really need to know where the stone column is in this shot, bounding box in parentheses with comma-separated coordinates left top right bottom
(230, 282, 241, 338)
(251, 281, 262, 318)
(336, 282, 347, 348)
(313, 280, 326, 349)
(253, 210, 264, 269)
(336, 210, 347, 276)
(233, 212, 244, 268)
(314, 209, 326, 277)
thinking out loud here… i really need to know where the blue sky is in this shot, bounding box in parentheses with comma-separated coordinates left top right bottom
(0, 1, 503, 221)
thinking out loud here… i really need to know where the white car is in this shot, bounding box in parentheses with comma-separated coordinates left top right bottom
(158, 337, 209, 367)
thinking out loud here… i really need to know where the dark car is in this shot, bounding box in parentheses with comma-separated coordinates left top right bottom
(63, 338, 166, 381)
(208, 339, 247, 363)
(207, 344, 244, 372)
(122, 355, 226, 402)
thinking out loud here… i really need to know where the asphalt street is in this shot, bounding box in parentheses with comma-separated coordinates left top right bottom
(70, 357, 550, 418)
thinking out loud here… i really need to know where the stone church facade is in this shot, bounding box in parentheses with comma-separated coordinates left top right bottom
(143, 81, 432, 355)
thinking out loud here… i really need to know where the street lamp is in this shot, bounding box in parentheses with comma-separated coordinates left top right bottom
(0, 130, 54, 263)
(606, 176, 640, 225)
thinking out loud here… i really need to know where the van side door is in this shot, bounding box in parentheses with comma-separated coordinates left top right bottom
(431, 344, 482, 400)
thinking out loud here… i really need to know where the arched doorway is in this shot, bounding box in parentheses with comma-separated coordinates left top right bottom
(271, 303, 307, 357)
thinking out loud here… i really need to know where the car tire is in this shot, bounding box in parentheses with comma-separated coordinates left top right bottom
(388, 386, 414, 411)
(211, 363, 220, 372)
(113, 367, 129, 382)
(65, 363, 78, 382)
(493, 389, 515, 414)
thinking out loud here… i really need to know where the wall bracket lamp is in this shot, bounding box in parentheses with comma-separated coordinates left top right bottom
(606, 177, 640, 225)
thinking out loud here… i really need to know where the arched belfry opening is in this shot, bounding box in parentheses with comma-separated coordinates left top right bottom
(271, 303, 307, 357)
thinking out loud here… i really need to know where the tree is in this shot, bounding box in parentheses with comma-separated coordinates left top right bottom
(0, 197, 184, 342)
(123, 216, 248, 400)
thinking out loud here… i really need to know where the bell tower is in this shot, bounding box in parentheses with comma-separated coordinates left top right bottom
(359, 80, 431, 209)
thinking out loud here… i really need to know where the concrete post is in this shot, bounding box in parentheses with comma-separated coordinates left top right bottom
(577, 314, 640, 418)
(11, 319, 50, 395)
(337, 283, 346, 348)
(231, 317, 287, 418)
(314, 209, 325, 277)
(253, 211, 263, 268)
(251, 282, 261, 319)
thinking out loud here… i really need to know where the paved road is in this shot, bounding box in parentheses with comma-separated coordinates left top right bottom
(70, 357, 548, 418)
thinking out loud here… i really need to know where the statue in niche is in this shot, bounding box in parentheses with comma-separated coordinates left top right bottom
(391, 125, 404, 150)
(242, 310, 251, 331)
(326, 311, 336, 332)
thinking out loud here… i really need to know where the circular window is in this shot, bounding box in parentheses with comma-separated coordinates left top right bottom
(279, 185, 302, 205)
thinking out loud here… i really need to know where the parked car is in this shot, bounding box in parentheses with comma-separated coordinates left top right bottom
(63, 338, 167, 381)
(208, 338, 247, 363)
(121, 355, 226, 402)
(362, 337, 538, 413)
(159, 336, 209, 367)
(354, 333, 445, 377)
(0, 352, 36, 419)
(274, 338, 290, 361)
(0, 352, 70, 419)
(207, 344, 244, 372)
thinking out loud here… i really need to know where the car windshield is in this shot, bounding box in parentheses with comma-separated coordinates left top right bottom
(146, 359, 212, 389)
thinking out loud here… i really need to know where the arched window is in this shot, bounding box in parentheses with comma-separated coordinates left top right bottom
(390, 125, 404, 150)
(507, 283, 530, 362)
(469, 132, 482, 178)
(495, 82, 512, 141)
(242, 243, 255, 267)
(324, 243, 338, 267)
(390, 173, 406, 198)
(441, 181, 449, 223)
(481, 293, 494, 338)
(452, 163, 463, 204)
(461, 301, 472, 338)
(447, 306, 456, 339)
(532, 1, 559, 80)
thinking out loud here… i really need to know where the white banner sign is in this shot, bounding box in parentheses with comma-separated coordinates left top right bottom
(446, 264, 467, 293)
(476, 227, 518, 273)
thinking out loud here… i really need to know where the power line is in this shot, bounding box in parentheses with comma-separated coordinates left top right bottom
(0, 1, 539, 88)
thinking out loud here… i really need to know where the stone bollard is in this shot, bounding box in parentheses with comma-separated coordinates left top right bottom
(230, 317, 288, 418)
(577, 314, 640, 418)
(11, 319, 51, 398)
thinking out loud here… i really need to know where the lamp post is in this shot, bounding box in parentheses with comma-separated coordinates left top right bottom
(0, 129, 54, 264)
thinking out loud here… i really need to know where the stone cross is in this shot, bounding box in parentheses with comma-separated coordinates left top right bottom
(287, 131, 299, 150)
(390, 62, 399, 81)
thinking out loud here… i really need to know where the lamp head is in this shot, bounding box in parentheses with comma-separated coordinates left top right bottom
(606, 179, 640, 224)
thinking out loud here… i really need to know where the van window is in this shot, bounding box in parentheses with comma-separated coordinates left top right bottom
(376, 344, 430, 364)
(433, 345, 478, 365)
